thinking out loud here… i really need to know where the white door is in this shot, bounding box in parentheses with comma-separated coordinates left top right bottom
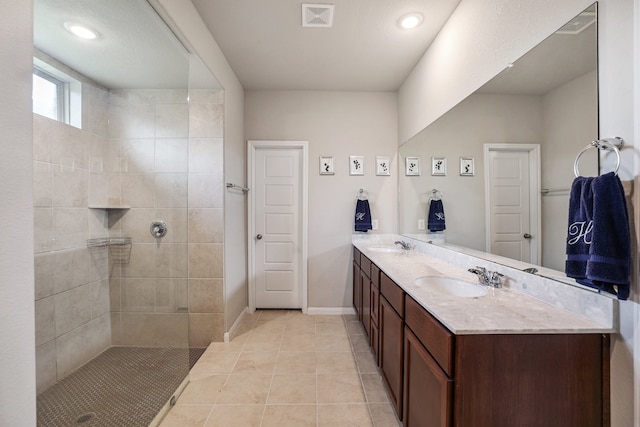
(249, 142, 307, 310)
(485, 145, 540, 264)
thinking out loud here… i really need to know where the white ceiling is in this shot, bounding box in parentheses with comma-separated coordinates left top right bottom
(192, 0, 462, 91)
(34, 0, 219, 90)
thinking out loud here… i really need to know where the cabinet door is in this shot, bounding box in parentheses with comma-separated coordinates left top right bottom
(380, 296, 404, 419)
(371, 283, 380, 327)
(362, 271, 371, 338)
(404, 327, 452, 427)
(353, 262, 361, 318)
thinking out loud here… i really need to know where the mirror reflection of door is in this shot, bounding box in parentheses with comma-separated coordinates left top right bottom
(485, 144, 540, 264)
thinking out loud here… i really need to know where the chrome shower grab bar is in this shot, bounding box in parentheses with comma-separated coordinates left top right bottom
(573, 137, 624, 177)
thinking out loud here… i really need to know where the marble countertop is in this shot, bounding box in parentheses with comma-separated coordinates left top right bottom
(353, 240, 615, 335)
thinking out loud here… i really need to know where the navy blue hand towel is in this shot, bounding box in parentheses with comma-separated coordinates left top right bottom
(565, 176, 593, 280)
(427, 199, 446, 232)
(565, 172, 630, 300)
(586, 172, 630, 299)
(354, 199, 372, 232)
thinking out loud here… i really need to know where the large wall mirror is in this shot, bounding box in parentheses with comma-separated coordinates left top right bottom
(399, 4, 598, 282)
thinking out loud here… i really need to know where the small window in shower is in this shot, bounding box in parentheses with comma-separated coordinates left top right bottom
(32, 58, 82, 128)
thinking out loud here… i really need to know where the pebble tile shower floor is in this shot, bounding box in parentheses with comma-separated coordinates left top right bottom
(37, 347, 206, 427)
(159, 311, 401, 427)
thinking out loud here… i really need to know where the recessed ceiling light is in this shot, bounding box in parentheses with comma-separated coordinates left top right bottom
(64, 22, 99, 40)
(399, 13, 423, 30)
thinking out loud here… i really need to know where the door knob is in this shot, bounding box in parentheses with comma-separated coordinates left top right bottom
(523, 233, 532, 239)
(256, 234, 263, 240)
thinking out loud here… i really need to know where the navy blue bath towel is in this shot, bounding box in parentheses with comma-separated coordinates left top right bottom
(427, 199, 446, 232)
(354, 199, 372, 232)
(566, 172, 630, 300)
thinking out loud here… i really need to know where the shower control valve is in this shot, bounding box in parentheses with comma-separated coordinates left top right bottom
(150, 221, 168, 238)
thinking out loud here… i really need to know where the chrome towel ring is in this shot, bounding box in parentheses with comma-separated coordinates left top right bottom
(573, 137, 624, 177)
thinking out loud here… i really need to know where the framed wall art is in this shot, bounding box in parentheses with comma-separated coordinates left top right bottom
(431, 157, 446, 176)
(349, 155, 364, 175)
(405, 157, 420, 176)
(319, 156, 334, 175)
(460, 157, 475, 176)
(376, 156, 390, 176)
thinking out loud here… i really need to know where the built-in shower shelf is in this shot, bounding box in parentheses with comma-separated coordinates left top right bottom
(87, 236, 132, 248)
(88, 205, 130, 210)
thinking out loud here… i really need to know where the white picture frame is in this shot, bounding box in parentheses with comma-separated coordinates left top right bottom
(319, 156, 334, 175)
(431, 157, 446, 176)
(405, 157, 420, 176)
(460, 157, 475, 176)
(376, 156, 390, 176)
(349, 155, 365, 175)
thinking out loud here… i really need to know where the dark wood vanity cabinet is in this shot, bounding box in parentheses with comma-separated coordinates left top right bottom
(404, 294, 610, 427)
(352, 246, 609, 427)
(380, 271, 405, 419)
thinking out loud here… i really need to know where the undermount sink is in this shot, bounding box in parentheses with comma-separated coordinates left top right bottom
(367, 246, 404, 253)
(414, 276, 487, 298)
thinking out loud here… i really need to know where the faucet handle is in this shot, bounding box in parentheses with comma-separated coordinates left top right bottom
(490, 271, 505, 288)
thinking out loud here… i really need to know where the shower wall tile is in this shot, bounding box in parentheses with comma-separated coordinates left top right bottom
(121, 278, 156, 312)
(155, 243, 188, 278)
(34, 253, 54, 299)
(35, 297, 56, 346)
(109, 277, 122, 312)
(189, 313, 224, 347)
(34, 207, 53, 254)
(52, 207, 88, 250)
(90, 133, 119, 173)
(52, 166, 89, 208)
(33, 161, 53, 207)
(120, 138, 155, 173)
(33, 114, 53, 163)
(189, 103, 223, 138)
(121, 244, 157, 278)
(188, 138, 223, 173)
(188, 243, 223, 278)
(155, 104, 189, 138)
(115, 313, 189, 347)
(189, 278, 224, 313)
(108, 102, 155, 139)
(155, 278, 188, 313)
(54, 126, 90, 170)
(121, 173, 154, 207)
(155, 138, 189, 173)
(54, 284, 92, 336)
(88, 86, 109, 137)
(188, 89, 223, 105)
(155, 208, 188, 243)
(36, 341, 57, 394)
(188, 208, 224, 243)
(154, 173, 188, 208)
(56, 316, 110, 379)
(89, 172, 109, 207)
(188, 173, 224, 208)
(91, 279, 110, 318)
(52, 248, 104, 294)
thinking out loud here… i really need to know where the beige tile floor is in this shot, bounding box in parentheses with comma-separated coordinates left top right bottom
(159, 310, 401, 427)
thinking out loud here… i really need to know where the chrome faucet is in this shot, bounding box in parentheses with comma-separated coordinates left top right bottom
(394, 240, 412, 250)
(468, 266, 504, 288)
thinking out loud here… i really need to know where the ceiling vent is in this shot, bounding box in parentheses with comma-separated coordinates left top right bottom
(556, 10, 596, 34)
(302, 4, 334, 28)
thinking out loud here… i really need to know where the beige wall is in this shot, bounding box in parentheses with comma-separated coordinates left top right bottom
(245, 90, 398, 309)
(33, 73, 111, 393)
(0, 0, 36, 424)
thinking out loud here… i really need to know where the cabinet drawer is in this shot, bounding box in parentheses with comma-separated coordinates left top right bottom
(353, 247, 361, 266)
(380, 272, 404, 317)
(371, 264, 380, 288)
(361, 255, 372, 279)
(405, 296, 454, 376)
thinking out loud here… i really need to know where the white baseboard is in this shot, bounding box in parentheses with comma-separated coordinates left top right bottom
(224, 307, 249, 343)
(306, 307, 356, 315)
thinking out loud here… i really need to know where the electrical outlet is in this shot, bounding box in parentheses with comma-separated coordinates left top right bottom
(418, 219, 425, 230)
(372, 219, 379, 230)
